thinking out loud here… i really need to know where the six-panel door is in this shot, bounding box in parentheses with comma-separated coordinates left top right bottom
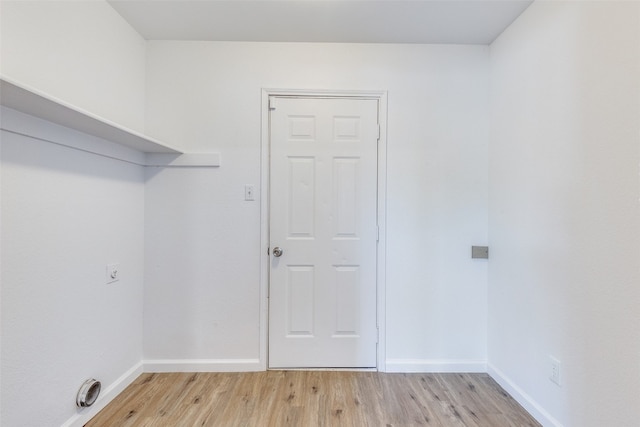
(268, 97, 379, 368)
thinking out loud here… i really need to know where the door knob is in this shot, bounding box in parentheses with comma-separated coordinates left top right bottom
(273, 247, 283, 257)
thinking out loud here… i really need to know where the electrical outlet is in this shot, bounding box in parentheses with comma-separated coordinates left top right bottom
(549, 356, 561, 386)
(106, 263, 120, 284)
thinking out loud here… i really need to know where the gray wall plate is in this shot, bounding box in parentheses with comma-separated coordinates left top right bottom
(472, 246, 489, 259)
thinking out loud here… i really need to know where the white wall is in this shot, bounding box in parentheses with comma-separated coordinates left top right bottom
(1, 1, 149, 425)
(1, 108, 145, 427)
(0, 0, 147, 132)
(488, 1, 640, 426)
(6, 1, 638, 425)
(144, 42, 490, 370)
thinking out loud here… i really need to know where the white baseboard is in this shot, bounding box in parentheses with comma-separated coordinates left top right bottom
(58, 359, 558, 427)
(385, 358, 487, 373)
(61, 361, 143, 427)
(144, 358, 264, 372)
(487, 363, 563, 427)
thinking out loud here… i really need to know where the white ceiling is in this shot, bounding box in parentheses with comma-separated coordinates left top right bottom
(108, 0, 534, 45)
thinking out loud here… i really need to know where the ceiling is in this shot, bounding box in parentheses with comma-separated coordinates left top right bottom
(108, 0, 534, 45)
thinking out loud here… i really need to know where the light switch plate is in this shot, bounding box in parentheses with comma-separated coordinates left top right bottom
(245, 184, 255, 201)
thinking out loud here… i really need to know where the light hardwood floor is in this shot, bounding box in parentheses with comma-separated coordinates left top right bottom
(85, 371, 541, 426)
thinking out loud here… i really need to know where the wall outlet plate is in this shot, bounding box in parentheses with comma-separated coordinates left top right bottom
(106, 263, 120, 284)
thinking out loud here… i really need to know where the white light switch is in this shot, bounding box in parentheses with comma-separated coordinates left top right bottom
(245, 185, 255, 201)
(106, 264, 120, 284)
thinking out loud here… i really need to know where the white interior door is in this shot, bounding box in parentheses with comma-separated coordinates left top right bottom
(268, 96, 379, 368)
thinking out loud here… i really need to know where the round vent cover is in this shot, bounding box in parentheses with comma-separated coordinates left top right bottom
(76, 379, 101, 408)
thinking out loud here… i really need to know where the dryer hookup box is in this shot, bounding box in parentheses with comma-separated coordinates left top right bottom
(471, 246, 489, 259)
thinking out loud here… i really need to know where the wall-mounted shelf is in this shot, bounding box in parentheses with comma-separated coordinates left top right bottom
(0, 77, 182, 154)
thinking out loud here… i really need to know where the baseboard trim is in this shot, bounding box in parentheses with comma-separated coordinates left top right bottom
(58, 359, 558, 427)
(61, 361, 143, 427)
(385, 358, 487, 373)
(487, 363, 563, 427)
(144, 359, 264, 372)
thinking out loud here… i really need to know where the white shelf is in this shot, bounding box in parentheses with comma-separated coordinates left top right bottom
(0, 77, 182, 154)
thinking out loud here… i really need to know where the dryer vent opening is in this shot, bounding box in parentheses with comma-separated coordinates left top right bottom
(76, 379, 101, 408)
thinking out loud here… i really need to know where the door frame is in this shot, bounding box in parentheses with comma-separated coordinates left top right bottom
(259, 88, 388, 371)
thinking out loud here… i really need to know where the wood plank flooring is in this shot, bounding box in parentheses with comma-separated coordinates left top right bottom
(85, 371, 541, 427)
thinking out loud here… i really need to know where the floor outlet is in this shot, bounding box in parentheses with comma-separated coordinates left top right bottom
(549, 356, 561, 386)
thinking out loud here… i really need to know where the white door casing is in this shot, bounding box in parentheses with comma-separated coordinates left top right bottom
(268, 96, 380, 368)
